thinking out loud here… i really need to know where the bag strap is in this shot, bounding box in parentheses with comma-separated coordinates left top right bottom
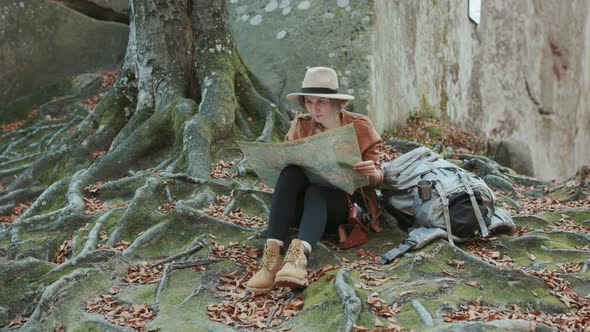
(379, 242, 414, 265)
(433, 181, 455, 246)
(379, 227, 449, 264)
(458, 172, 489, 237)
(359, 186, 370, 210)
(346, 187, 371, 216)
(345, 192, 353, 208)
(346, 187, 383, 232)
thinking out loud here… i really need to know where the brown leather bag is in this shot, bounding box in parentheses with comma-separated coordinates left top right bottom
(338, 188, 373, 249)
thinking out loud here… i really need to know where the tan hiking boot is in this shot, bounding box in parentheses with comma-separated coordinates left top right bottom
(274, 239, 309, 289)
(245, 241, 283, 293)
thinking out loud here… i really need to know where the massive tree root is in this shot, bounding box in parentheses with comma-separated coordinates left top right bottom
(335, 268, 361, 332)
(0, 0, 291, 328)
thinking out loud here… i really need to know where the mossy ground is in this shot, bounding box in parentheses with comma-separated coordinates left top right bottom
(8, 191, 581, 331)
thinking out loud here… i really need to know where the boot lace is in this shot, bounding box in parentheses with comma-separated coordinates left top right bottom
(283, 243, 303, 265)
(260, 245, 279, 270)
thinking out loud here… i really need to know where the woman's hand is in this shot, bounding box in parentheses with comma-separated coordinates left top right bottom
(353, 160, 380, 177)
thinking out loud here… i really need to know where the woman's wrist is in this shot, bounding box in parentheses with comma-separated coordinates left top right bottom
(368, 169, 383, 187)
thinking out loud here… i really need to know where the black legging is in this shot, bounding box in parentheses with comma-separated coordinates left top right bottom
(266, 165, 348, 246)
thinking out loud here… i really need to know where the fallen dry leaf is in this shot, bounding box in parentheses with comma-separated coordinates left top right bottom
(210, 160, 237, 179)
(383, 111, 485, 155)
(258, 182, 273, 192)
(545, 215, 590, 234)
(508, 185, 590, 216)
(98, 240, 131, 252)
(0, 202, 32, 223)
(123, 262, 165, 284)
(379, 145, 398, 164)
(200, 204, 266, 228)
(81, 92, 107, 110)
(83, 293, 158, 331)
(7, 316, 28, 327)
(51, 237, 73, 264)
(83, 197, 127, 215)
(0, 110, 37, 132)
(215, 195, 232, 205)
(556, 262, 581, 273)
(91, 150, 107, 159)
(157, 201, 176, 212)
(366, 292, 403, 322)
(98, 69, 119, 88)
(527, 252, 536, 261)
(446, 259, 465, 269)
(466, 240, 518, 269)
(512, 224, 530, 237)
(83, 181, 103, 194)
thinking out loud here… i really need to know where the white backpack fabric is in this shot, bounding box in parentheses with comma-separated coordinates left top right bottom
(382, 147, 513, 246)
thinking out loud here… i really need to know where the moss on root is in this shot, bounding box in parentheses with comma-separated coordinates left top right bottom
(0, 258, 54, 312)
(284, 302, 346, 331)
(38, 270, 115, 331)
(536, 210, 590, 223)
(37, 150, 94, 187)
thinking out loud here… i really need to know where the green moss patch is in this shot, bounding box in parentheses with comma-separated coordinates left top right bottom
(0, 258, 54, 309)
(536, 210, 590, 223)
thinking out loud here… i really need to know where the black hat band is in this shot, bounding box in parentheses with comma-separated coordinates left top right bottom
(300, 87, 339, 94)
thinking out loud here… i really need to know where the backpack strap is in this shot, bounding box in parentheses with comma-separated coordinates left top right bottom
(433, 181, 455, 246)
(379, 242, 415, 264)
(379, 227, 451, 264)
(458, 172, 489, 237)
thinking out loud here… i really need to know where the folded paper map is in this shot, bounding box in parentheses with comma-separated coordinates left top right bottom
(237, 124, 368, 194)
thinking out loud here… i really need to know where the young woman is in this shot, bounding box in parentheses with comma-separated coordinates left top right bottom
(245, 67, 384, 292)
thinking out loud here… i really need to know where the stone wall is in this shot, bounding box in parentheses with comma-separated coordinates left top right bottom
(373, 1, 590, 180)
(229, 0, 589, 180)
(226, 0, 374, 115)
(0, 0, 128, 116)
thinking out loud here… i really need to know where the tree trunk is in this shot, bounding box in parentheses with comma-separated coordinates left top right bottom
(0, 0, 289, 328)
(83, 0, 290, 183)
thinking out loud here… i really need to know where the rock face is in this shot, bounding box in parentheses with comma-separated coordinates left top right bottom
(487, 139, 535, 176)
(56, 0, 129, 23)
(0, 0, 128, 117)
(372, 1, 590, 181)
(229, 0, 589, 181)
(86, 0, 128, 15)
(226, 0, 374, 115)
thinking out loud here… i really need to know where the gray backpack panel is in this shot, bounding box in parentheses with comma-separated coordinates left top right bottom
(382, 147, 514, 246)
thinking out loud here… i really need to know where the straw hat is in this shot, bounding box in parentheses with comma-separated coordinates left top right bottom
(286, 67, 355, 101)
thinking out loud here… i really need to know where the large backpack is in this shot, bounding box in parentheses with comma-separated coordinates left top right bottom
(381, 147, 514, 247)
